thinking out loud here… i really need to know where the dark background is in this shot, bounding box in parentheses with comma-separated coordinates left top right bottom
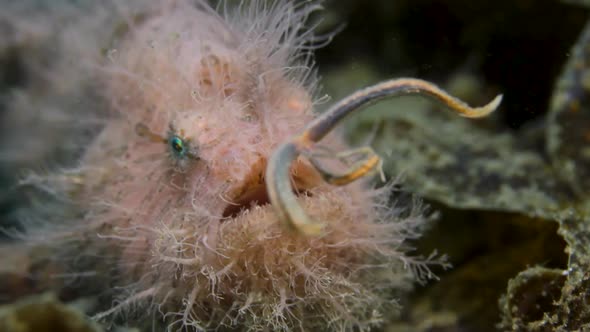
(318, 0, 588, 129)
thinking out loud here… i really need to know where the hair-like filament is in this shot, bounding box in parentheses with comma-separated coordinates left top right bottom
(266, 78, 503, 236)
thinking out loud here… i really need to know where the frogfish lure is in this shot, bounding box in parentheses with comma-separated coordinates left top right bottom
(267, 78, 502, 236)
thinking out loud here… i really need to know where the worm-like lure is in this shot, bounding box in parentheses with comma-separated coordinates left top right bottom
(267, 79, 502, 236)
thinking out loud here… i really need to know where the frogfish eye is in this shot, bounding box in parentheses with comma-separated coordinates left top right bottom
(169, 135, 186, 157)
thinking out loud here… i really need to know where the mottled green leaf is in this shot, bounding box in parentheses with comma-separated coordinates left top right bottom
(322, 65, 577, 220)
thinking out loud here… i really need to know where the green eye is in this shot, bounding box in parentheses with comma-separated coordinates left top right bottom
(169, 135, 187, 157)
